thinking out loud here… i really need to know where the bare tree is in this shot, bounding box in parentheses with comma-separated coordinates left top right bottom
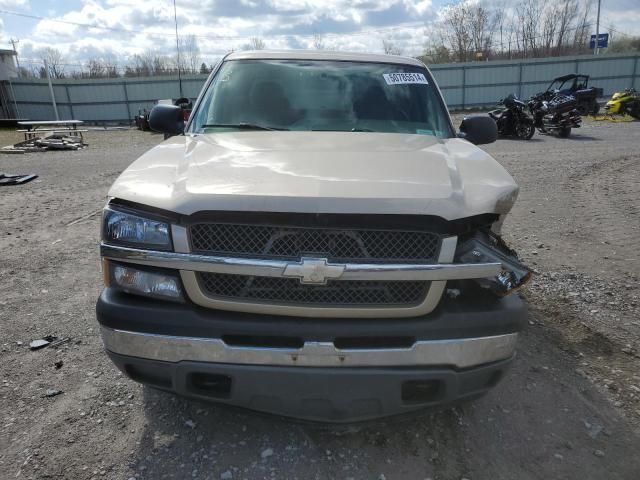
(540, 2, 560, 55)
(38, 47, 65, 78)
(179, 35, 200, 73)
(516, 0, 544, 56)
(553, 0, 578, 53)
(423, 0, 615, 61)
(125, 51, 171, 77)
(439, 3, 472, 62)
(312, 33, 325, 50)
(573, 0, 593, 52)
(243, 37, 266, 50)
(382, 39, 404, 55)
(103, 54, 119, 77)
(86, 59, 105, 78)
(418, 44, 453, 64)
(18, 66, 32, 78)
(468, 4, 496, 58)
(608, 33, 640, 53)
(80, 55, 120, 78)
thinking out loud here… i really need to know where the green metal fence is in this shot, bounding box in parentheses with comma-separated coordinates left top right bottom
(3, 52, 639, 122)
(431, 53, 639, 109)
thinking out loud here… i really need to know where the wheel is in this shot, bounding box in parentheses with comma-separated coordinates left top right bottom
(591, 101, 600, 115)
(577, 103, 589, 116)
(516, 120, 535, 140)
(629, 101, 640, 120)
(558, 127, 571, 138)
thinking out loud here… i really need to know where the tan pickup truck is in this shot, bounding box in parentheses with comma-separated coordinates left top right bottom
(97, 50, 530, 422)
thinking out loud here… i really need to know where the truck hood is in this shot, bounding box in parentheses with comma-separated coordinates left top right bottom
(109, 132, 518, 220)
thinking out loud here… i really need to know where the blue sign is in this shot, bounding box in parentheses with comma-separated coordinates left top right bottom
(589, 33, 609, 49)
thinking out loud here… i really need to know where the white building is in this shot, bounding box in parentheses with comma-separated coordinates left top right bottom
(0, 48, 18, 81)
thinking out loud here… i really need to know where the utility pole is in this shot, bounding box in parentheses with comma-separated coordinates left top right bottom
(9, 38, 20, 69)
(44, 59, 60, 121)
(594, 0, 601, 55)
(173, 0, 184, 98)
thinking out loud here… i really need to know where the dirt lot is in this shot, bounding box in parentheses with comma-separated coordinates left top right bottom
(1, 120, 639, 480)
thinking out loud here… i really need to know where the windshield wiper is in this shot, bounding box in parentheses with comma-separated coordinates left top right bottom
(201, 123, 289, 131)
(310, 127, 376, 132)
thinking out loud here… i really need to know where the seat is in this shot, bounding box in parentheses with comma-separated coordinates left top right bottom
(247, 81, 298, 127)
(354, 84, 408, 122)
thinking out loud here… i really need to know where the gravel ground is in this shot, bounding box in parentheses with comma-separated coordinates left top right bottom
(1, 120, 640, 480)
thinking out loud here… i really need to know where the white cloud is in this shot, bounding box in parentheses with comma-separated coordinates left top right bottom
(11, 0, 436, 66)
(0, 0, 27, 7)
(8, 0, 640, 70)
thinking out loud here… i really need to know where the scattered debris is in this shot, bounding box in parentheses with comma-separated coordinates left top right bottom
(184, 419, 196, 429)
(2, 134, 87, 154)
(43, 389, 63, 398)
(260, 448, 274, 459)
(0, 146, 24, 155)
(30, 336, 56, 350)
(66, 209, 103, 226)
(593, 449, 605, 458)
(29, 336, 71, 351)
(54, 360, 64, 370)
(49, 337, 71, 349)
(220, 470, 233, 480)
(0, 173, 38, 186)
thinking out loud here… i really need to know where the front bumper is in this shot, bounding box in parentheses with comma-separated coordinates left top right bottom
(96, 289, 526, 422)
(107, 351, 513, 423)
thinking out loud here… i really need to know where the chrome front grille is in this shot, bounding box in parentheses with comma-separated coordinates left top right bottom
(102, 233, 503, 317)
(197, 272, 429, 306)
(189, 223, 441, 262)
(182, 220, 447, 313)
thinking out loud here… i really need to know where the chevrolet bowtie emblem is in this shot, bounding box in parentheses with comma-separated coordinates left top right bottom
(282, 257, 346, 285)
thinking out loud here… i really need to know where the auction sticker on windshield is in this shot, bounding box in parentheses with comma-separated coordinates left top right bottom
(383, 73, 429, 85)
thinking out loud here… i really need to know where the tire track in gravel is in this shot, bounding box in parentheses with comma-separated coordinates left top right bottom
(568, 154, 640, 268)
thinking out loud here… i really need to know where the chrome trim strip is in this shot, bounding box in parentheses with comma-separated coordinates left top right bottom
(100, 243, 501, 282)
(103, 235, 499, 318)
(101, 326, 518, 369)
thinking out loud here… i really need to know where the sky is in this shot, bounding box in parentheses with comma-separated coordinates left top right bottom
(1, 0, 639, 71)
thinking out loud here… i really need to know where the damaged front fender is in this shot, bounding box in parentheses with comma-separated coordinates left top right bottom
(455, 231, 532, 297)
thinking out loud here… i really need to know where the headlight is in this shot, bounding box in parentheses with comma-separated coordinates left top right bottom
(456, 231, 532, 296)
(106, 261, 183, 301)
(103, 206, 171, 249)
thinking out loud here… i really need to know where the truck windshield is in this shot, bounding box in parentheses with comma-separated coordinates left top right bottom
(190, 59, 454, 138)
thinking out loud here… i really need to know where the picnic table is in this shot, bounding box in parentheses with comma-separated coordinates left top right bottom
(17, 120, 86, 142)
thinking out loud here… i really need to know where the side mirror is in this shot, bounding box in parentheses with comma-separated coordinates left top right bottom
(458, 115, 498, 145)
(149, 104, 185, 136)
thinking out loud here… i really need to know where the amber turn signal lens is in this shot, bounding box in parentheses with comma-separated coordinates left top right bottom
(102, 258, 111, 287)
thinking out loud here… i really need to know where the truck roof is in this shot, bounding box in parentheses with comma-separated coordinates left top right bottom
(225, 49, 426, 67)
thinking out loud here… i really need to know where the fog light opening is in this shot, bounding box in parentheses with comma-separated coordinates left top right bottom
(124, 364, 172, 389)
(187, 373, 232, 399)
(401, 380, 443, 405)
(486, 370, 504, 388)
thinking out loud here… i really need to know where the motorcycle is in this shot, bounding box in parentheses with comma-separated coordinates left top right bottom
(488, 94, 535, 140)
(528, 92, 582, 138)
(604, 88, 640, 119)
